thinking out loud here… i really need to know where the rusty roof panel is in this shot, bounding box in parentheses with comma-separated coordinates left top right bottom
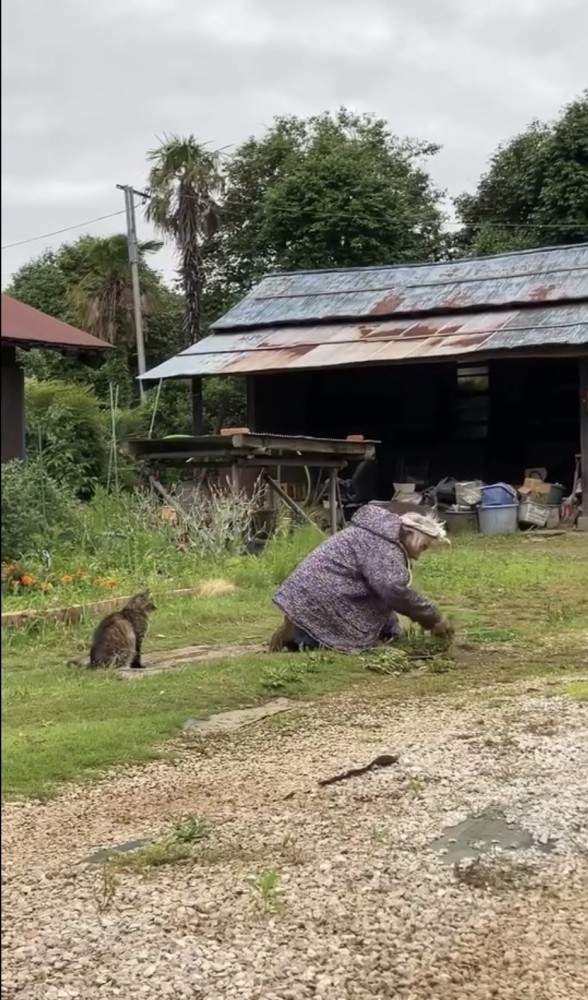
(212, 244, 588, 331)
(140, 302, 588, 381)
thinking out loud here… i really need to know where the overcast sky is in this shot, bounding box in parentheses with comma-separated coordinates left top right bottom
(1, 0, 586, 288)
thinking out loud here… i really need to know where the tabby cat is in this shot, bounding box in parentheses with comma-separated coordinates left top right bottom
(67, 591, 156, 670)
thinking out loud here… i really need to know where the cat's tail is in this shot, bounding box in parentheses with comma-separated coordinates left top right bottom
(66, 655, 91, 668)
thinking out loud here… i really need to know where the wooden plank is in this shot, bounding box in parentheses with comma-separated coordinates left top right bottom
(231, 433, 377, 457)
(262, 472, 322, 530)
(1, 587, 203, 631)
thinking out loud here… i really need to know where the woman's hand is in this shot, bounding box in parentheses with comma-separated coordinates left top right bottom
(431, 616, 454, 638)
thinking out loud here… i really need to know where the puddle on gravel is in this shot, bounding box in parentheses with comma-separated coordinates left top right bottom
(429, 809, 556, 864)
(84, 838, 153, 865)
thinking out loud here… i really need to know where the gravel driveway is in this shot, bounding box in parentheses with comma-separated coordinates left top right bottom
(3, 678, 588, 1000)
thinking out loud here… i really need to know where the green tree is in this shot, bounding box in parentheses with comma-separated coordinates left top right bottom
(68, 234, 162, 345)
(203, 109, 445, 305)
(456, 91, 588, 255)
(67, 234, 165, 404)
(5, 235, 185, 403)
(146, 135, 224, 342)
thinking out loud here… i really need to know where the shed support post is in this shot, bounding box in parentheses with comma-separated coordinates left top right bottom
(328, 468, 338, 535)
(578, 359, 588, 531)
(261, 471, 323, 530)
(191, 377, 203, 436)
(246, 376, 256, 432)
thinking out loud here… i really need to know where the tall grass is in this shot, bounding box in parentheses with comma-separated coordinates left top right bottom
(2, 487, 325, 610)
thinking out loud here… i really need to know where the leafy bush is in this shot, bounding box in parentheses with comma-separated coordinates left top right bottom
(203, 377, 246, 434)
(25, 378, 108, 500)
(1, 458, 80, 560)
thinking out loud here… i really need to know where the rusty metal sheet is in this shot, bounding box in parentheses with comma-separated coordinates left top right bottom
(140, 301, 588, 382)
(212, 244, 588, 332)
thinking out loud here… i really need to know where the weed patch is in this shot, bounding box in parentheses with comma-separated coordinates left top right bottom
(454, 858, 536, 891)
(106, 813, 210, 874)
(249, 868, 284, 913)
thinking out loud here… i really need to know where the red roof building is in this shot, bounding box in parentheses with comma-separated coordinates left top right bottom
(1, 295, 110, 462)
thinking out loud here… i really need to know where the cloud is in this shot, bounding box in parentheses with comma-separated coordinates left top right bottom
(1, 0, 586, 286)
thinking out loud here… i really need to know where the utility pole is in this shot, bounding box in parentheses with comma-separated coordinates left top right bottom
(116, 184, 151, 399)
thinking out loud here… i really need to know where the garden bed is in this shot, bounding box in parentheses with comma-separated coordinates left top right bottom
(1, 587, 202, 630)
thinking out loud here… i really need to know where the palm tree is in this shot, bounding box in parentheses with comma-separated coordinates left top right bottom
(68, 234, 163, 346)
(146, 134, 224, 342)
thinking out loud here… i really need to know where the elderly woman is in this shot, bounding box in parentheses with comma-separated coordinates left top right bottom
(269, 506, 452, 653)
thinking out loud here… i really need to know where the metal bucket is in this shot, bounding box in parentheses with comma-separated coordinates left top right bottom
(443, 508, 479, 535)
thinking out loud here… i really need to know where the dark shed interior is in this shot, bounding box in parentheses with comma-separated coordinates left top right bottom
(247, 356, 580, 495)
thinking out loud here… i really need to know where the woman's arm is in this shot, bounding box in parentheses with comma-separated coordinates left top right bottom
(363, 549, 442, 630)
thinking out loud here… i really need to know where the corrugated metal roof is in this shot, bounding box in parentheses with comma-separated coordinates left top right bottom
(140, 302, 588, 381)
(213, 244, 588, 331)
(141, 243, 588, 381)
(1, 296, 111, 352)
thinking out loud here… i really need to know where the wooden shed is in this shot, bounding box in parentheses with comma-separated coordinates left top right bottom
(1, 295, 110, 463)
(140, 243, 588, 516)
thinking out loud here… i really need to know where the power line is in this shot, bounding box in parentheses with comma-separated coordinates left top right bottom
(1, 208, 129, 251)
(2, 203, 586, 256)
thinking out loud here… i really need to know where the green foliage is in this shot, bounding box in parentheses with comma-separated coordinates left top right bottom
(117, 384, 187, 439)
(203, 109, 445, 302)
(114, 376, 246, 439)
(1, 458, 80, 560)
(67, 234, 163, 346)
(202, 377, 247, 433)
(147, 135, 224, 341)
(456, 90, 588, 254)
(25, 379, 108, 500)
(6, 243, 87, 322)
(144, 286, 188, 364)
(6, 234, 182, 405)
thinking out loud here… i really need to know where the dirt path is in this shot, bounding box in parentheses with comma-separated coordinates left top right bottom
(64, 642, 266, 677)
(2, 677, 588, 1000)
(121, 642, 266, 677)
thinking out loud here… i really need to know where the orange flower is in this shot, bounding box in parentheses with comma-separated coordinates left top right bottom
(106, 579, 118, 589)
(61, 574, 74, 583)
(20, 574, 35, 586)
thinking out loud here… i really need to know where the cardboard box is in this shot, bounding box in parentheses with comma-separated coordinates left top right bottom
(393, 482, 416, 498)
(518, 477, 551, 504)
(524, 467, 547, 481)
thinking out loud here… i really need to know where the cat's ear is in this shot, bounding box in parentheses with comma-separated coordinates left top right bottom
(143, 589, 156, 608)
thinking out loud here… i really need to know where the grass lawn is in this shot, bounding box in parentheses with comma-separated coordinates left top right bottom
(2, 531, 587, 799)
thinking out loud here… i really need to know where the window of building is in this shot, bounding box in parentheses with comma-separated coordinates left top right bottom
(456, 363, 489, 440)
